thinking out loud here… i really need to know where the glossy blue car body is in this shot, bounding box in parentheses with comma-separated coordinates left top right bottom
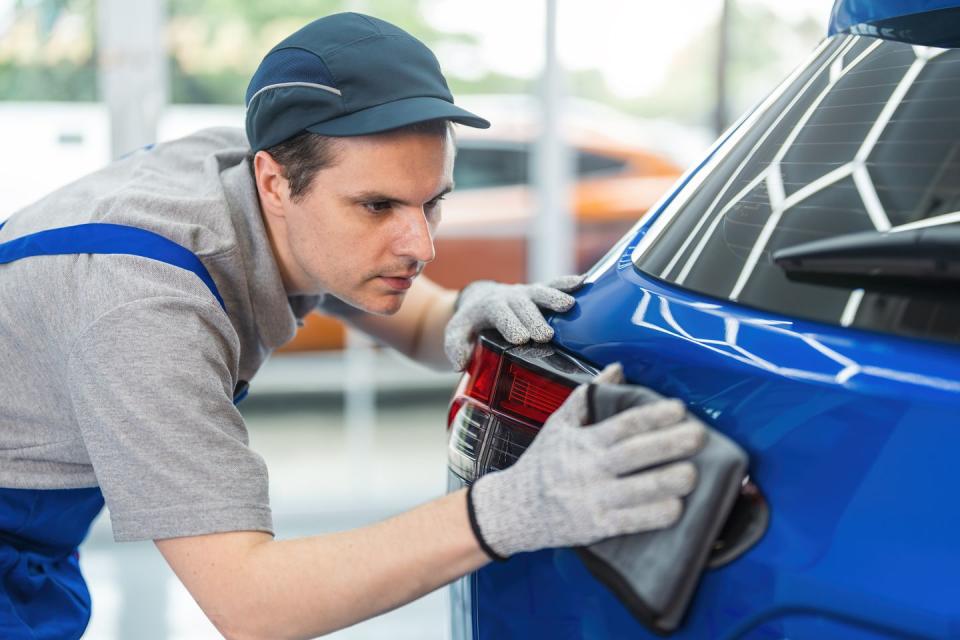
(458, 263, 960, 638)
(451, 1, 960, 638)
(828, 0, 960, 36)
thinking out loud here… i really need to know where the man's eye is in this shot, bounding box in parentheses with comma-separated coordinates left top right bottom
(364, 201, 393, 213)
(425, 196, 446, 212)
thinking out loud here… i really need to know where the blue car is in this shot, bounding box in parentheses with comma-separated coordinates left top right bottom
(445, 1, 960, 638)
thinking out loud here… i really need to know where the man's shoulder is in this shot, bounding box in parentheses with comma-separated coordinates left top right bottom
(153, 126, 250, 162)
(2, 126, 252, 241)
(58, 252, 237, 335)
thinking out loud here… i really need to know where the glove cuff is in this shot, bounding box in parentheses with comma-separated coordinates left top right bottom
(467, 482, 508, 562)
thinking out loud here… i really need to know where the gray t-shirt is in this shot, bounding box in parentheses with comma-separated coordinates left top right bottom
(0, 127, 319, 541)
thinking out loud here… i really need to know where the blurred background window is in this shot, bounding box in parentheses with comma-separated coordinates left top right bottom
(452, 143, 529, 189)
(576, 150, 628, 177)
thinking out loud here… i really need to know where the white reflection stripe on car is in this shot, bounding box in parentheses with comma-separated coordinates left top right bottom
(727, 43, 939, 299)
(667, 37, 857, 284)
(890, 210, 960, 232)
(840, 289, 865, 328)
(613, 37, 840, 284)
(630, 288, 960, 392)
(704, 39, 880, 296)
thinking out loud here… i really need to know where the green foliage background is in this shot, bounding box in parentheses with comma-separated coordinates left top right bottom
(0, 0, 822, 126)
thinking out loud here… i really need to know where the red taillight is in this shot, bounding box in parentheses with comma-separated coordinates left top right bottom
(446, 341, 503, 429)
(446, 336, 591, 481)
(463, 340, 502, 404)
(449, 339, 577, 428)
(495, 362, 575, 425)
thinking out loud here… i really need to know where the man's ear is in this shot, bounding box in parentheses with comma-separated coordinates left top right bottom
(253, 150, 288, 218)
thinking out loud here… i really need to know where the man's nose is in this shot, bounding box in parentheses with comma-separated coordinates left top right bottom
(394, 207, 436, 264)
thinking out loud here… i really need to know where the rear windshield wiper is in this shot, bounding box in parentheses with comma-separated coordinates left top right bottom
(772, 225, 960, 292)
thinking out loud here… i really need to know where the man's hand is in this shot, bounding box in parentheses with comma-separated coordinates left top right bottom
(444, 274, 586, 370)
(467, 364, 705, 560)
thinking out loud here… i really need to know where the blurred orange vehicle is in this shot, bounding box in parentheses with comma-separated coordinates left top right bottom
(281, 97, 698, 352)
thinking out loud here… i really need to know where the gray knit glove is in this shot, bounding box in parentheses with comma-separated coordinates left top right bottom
(467, 364, 705, 560)
(445, 275, 586, 370)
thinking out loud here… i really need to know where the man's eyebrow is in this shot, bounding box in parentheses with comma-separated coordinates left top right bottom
(347, 183, 454, 206)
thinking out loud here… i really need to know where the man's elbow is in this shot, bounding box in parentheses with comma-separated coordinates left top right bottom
(210, 607, 299, 640)
(157, 533, 308, 640)
(206, 591, 343, 640)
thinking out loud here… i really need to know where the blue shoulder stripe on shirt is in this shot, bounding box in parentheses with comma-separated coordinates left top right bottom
(0, 222, 225, 310)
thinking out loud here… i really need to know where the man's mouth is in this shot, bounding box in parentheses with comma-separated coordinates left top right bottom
(379, 271, 418, 291)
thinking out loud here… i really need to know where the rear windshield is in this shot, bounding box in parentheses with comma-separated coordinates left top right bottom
(633, 35, 960, 345)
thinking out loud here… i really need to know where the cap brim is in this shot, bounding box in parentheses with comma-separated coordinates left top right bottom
(305, 96, 490, 136)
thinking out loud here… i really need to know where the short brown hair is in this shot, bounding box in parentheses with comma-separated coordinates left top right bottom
(264, 119, 453, 201)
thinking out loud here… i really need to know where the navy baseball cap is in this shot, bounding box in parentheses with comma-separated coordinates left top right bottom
(245, 12, 490, 151)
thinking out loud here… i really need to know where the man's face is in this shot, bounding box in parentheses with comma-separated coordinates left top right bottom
(273, 129, 454, 315)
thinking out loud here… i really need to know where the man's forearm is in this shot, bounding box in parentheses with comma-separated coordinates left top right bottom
(157, 488, 490, 640)
(336, 276, 457, 371)
(407, 284, 457, 368)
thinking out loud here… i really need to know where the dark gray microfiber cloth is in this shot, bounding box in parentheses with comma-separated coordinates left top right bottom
(577, 383, 748, 635)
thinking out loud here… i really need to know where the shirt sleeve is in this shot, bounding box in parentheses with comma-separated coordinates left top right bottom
(66, 295, 273, 542)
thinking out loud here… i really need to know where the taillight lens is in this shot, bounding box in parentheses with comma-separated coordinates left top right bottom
(495, 362, 575, 425)
(446, 335, 590, 483)
(447, 402, 489, 481)
(483, 419, 538, 473)
(463, 340, 501, 404)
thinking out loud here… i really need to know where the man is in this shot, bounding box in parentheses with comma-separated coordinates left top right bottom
(0, 13, 705, 639)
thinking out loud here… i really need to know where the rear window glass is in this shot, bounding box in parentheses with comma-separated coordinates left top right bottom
(633, 35, 960, 345)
